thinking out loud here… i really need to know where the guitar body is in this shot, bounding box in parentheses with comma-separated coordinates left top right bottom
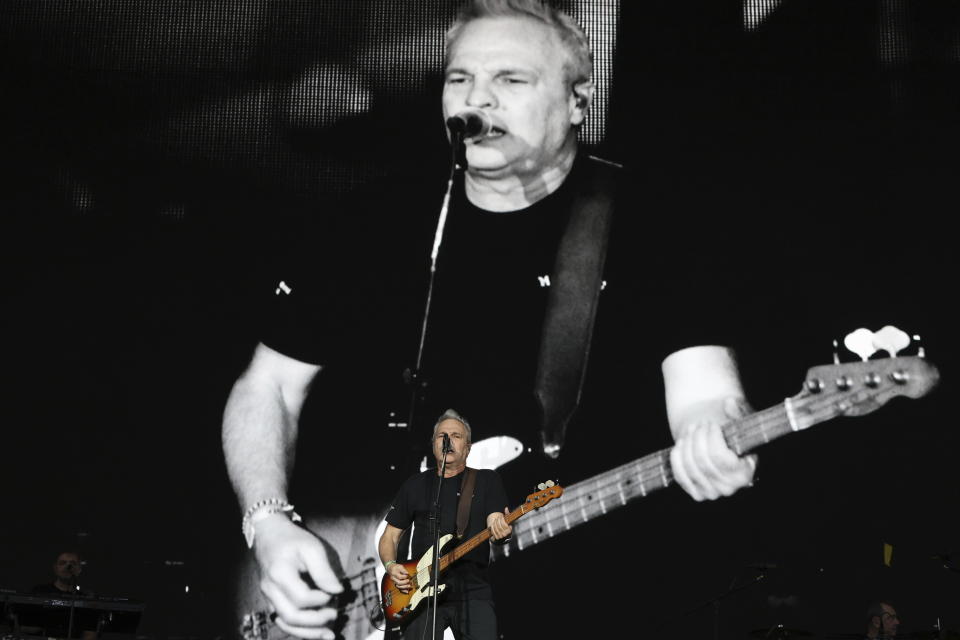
(379, 483, 563, 627)
(380, 534, 454, 626)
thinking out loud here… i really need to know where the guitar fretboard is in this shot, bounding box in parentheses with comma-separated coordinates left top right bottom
(491, 396, 842, 560)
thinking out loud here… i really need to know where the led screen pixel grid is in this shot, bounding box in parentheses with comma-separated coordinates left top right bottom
(1, 2, 958, 638)
(2, 0, 620, 203)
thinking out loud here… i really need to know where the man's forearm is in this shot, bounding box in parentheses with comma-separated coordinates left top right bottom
(222, 375, 300, 510)
(378, 526, 403, 566)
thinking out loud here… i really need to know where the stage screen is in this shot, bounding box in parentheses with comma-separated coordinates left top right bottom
(1, 2, 956, 639)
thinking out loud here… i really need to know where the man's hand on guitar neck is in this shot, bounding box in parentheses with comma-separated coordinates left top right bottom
(253, 515, 343, 640)
(663, 346, 758, 502)
(669, 396, 757, 501)
(487, 507, 513, 541)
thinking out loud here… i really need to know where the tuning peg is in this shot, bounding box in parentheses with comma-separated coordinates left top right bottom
(537, 482, 546, 491)
(545, 480, 555, 487)
(913, 334, 926, 358)
(844, 328, 878, 362)
(872, 325, 910, 357)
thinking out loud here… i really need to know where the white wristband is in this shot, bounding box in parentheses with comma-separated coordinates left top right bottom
(241, 499, 302, 548)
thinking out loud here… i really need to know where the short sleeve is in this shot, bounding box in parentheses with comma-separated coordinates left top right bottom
(385, 473, 419, 531)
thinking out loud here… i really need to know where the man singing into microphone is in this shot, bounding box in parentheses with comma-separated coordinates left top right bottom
(223, 1, 756, 638)
(378, 410, 511, 639)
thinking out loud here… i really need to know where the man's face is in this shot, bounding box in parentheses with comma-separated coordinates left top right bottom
(880, 604, 900, 636)
(442, 16, 584, 180)
(433, 418, 471, 468)
(54, 553, 81, 581)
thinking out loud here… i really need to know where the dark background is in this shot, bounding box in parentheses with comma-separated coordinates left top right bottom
(1, 1, 957, 638)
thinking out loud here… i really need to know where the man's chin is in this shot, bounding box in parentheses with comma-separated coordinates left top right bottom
(464, 148, 512, 173)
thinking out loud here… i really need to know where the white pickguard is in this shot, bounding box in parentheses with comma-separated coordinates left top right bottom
(404, 534, 453, 613)
(464, 435, 524, 471)
(367, 436, 523, 640)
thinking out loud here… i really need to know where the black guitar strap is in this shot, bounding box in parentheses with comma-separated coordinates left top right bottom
(533, 157, 618, 458)
(455, 467, 477, 539)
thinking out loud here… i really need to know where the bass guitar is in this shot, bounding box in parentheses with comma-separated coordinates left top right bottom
(379, 481, 563, 626)
(238, 347, 939, 640)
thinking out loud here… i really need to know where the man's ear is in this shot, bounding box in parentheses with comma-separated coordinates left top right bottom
(570, 80, 596, 125)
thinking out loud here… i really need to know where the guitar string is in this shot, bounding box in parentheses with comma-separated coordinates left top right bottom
(529, 395, 849, 539)
(261, 384, 900, 628)
(387, 383, 904, 630)
(433, 387, 869, 554)
(442, 381, 889, 551)
(506, 390, 859, 545)
(330, 564, 382, 618)
(399, 386, 890, 565)
(386, 388, 883, 619)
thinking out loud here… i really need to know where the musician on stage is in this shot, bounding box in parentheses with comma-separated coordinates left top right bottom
(864, 601, 900, 638)
(23, 551, 98, 639)
(31, 551, 90, 596)
(378, 410, 512, 639)
(222, 1, 757, 638)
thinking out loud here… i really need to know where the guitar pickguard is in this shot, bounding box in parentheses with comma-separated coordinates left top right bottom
(399, 534, 453, 619)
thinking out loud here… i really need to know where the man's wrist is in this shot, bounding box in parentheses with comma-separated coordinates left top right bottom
(384, 560, 397, 571)
(241, 498, 301, 549)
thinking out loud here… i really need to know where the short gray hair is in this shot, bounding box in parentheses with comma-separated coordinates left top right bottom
(432, 408, 472, 444)
(445, 0, 593, 86)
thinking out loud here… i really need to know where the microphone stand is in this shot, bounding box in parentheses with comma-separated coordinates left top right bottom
(713, 569, 769, 640)
(652, 567, 767, 639)
(429, 438, 453, 640)
(68, 597, 77, 640)
(66, 581, 80, 639)
(405, 132, 465, 460)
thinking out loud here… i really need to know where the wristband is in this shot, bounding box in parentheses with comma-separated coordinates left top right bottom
(384, 560, 397, 571)
(241, 498, 302, 549)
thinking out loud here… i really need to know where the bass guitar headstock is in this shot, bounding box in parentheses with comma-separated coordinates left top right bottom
(798, 326, 939, 418)
(524, 480, 564, 508)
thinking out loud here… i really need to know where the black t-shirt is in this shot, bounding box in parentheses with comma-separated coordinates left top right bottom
(258, 152, 745, 512)
(30, 583, 93, 598)
(31, 582, 76, 594)
(385, 468, 509, 601)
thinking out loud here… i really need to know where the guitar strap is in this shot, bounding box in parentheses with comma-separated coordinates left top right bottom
(455, 467, 478, 539)
(533, 156, 617, 458)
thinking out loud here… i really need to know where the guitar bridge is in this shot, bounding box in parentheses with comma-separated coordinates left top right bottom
(392, 605, 412, 620)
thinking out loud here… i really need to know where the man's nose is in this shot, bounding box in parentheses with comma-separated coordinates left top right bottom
(465, 80, 497, 109)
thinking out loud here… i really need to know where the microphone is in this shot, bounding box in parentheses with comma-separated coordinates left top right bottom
(442, 433, 453, 454)
(445, 110, 493, 140)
